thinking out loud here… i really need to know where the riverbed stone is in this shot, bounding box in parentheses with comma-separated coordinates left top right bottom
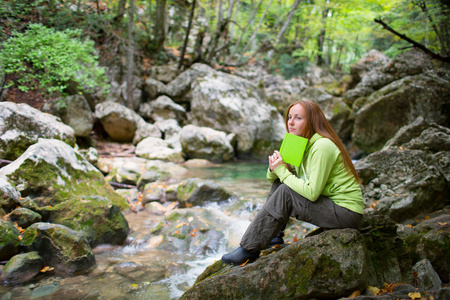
(1, 251, 44, 284)
(22, 222, 96, 275)
(181, 229, 368, 299)
(177, 178, 234, 208)
(0, 102, 75, 160)
(151, 207, 229, 254)
(0, 220, 21, 260)
(180, 124, 235, 162)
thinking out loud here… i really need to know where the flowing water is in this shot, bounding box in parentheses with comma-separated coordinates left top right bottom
(2, 161, 292, 300)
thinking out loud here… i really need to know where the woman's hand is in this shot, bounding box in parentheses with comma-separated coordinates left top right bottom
(269, 150, 284, 172)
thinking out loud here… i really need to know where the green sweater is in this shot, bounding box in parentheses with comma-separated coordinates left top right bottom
(267, 133, 364, 214)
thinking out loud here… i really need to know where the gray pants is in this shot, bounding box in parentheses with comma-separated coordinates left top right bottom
(240, 180, 363, 252)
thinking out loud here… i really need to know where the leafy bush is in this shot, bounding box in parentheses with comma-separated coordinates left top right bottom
(0, 23, 109, 95)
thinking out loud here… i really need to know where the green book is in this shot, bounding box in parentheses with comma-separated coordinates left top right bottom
(279, 133, 308, 166)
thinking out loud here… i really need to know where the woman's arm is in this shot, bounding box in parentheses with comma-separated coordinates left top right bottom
(272, 140, 338, 201)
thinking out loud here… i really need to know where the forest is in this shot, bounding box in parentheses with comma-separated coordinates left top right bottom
(0, 0, 449, 103)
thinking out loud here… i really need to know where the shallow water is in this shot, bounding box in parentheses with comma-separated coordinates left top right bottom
(0, 161, 276, 299)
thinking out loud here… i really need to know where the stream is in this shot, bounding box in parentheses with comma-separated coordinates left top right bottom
(0, 161, 315, 300)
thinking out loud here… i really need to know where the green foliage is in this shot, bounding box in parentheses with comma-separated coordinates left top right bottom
(0, 23, 109, 96)
(274, 53, 308, 79)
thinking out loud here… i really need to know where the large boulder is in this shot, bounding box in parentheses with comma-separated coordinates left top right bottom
(48, 195, 130, 246)
(139, 95, 186, 123)
(22, 222, 96, 275)
(344, 48, 434, 104)
(355, 119, 449, 222)
(164, 63, 215, 101)
(95, 101, 160, 144)
(0, 139, 130, 246)
(42, 95, 94, 137)
(180, 125, 235, 162)
(1, 251, 44, 284)
(298, 87, 354, 142)
(348, 49, 392, 88)
(135, 136, 184, 163)
(0, 102, 75, 160)
(352, 69, 450, 153)
(181, 229, 368, 299)
(188, 68, 285, 159)
(176, 177, 234, 208)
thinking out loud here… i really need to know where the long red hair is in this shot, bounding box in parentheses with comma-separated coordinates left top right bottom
(285, 100, 361, 184)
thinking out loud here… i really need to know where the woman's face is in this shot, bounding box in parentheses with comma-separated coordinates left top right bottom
(287, 104, 306, 137)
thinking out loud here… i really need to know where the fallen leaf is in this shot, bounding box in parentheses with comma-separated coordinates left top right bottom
(438, 222, 447, 226)
(189, 228, 197, 237)
(293, 237, 298, 242)
(176, 222, 188, 228)
(367, 285, 380, 295)
(271, 244, 281, 249)
(240, 259, 250, 267)
(425, 216, 430, 220)
(348, 290, 361, 298)
(18, 236, 22, 241)
(408, 292, 421, 299)
(407, 224, 413, 228)
(40, 266, 54, 272)
(173, 230, 180, 235)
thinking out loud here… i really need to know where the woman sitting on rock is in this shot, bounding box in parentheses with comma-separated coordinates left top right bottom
(222, 100, 364, 265)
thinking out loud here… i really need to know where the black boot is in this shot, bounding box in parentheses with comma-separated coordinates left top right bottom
(221, 247, 260, 265)
(268, 230, 285, 248)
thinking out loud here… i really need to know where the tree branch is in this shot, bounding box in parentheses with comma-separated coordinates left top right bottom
(374, 18, 449, 63)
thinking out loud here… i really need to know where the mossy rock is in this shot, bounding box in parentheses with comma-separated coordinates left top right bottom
(0, 219, 21, 260)
(22, 222, 96, 275)
(48, 196, 130, 247)
(2, 251, 44, 284)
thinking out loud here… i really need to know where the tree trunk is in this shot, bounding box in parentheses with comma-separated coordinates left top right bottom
(228, 0, 265, 59)
(115, 0, 127, 23)
(154, 0, 167, 52)
(316, 8, 329, 66)
(126, 0, 135, 108)
(178, 0, 197, 70)
(240, 0, 274, 55)
(275, 0, 300, 44)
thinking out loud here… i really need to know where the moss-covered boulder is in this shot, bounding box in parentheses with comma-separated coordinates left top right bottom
(177, 178, 234, 208)
(48, 196, 130, 247)
(0, 139, 128, 210)
(1, 251, 44, 284)
(0, 220, 21, 260)
(181, 229, 368, 299)
(0, 102, 75, 160)
(400, 214, 450, 282)
(7, 207, 42, 229)
(22, 222, 96, 275)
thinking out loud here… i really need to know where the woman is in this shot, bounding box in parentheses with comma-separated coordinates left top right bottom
(221, 100, 364, 265)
